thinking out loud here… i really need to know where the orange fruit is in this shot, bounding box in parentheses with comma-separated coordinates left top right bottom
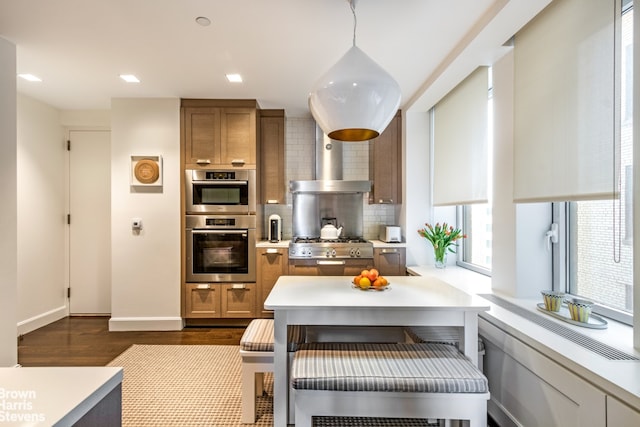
(367, 268, 379, 281)
(353, 275, 362, 284)
(361, 269, 369, 277)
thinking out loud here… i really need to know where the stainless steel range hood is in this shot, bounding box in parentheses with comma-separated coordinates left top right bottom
(289, 125, 371, 194)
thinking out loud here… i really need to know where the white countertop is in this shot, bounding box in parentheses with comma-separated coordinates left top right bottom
(256, 240, 290, 248)
(0, 366, 123, 426)
(264, 275, 488, 312)
(407, 264, 640, 412)
(256, 239, 405, 248)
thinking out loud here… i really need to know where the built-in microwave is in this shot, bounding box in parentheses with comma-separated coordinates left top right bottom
(185, 169, 256, 214)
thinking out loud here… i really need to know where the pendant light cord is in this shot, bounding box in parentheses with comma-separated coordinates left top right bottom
(350, 0, 357, 47)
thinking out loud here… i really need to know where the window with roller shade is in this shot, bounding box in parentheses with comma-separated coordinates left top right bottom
(432, 67, 492, 273)
(512, 0, 632, 321)
(556, 1, 634, 323)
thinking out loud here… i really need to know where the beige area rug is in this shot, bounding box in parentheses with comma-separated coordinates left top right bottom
(108, 344, 441, 427)
(108, 344, 273, 426)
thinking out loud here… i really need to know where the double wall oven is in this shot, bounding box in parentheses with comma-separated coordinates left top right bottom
(185, 169, 257, 284)
(185, 214, 256, 282)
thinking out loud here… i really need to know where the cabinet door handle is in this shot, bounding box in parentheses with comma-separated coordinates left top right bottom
(231, 159, 245, 166)
(381, 249, 398, 254)
(196, 284, 211, 290)
(265, 248, 280, 254)
(196, 159, 211, 165)
(378, 198, 393, 204)
(266, 199, 279, 204)
(231, 283, 246, 290)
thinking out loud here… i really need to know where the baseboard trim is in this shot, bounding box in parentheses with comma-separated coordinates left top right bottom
(17, 305, 68, 335)
(108, 317, 183, 331)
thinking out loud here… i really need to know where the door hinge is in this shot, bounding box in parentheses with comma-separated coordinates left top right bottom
(67, 214, 71, 225)
(67, 287, 71, 298)
(67, 140, 71, 151)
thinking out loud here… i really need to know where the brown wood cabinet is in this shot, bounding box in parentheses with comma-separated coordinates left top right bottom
(369, 112, 402, 204)
(184, 283, 222, 318)
(184, 283, 256, 318)
(221, 283, 257, 318)
(181, 99, 257, 169)
(374, 247, 406, 276)
(257, 247, 288, 317)
(259, 110, 286, 205)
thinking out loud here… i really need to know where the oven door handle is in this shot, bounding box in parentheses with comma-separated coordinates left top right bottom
(190, 229, 248, 235)
(316, 260, 346, 265)
(192, 181, 248, 186)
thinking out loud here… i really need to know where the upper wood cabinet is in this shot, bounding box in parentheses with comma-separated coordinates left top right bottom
(181, 99, 258, 169)
(369, 111, 402, 204)
(259, 110, 285, 205)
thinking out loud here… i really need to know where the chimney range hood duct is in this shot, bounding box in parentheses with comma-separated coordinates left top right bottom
(289, 125, 371, 193)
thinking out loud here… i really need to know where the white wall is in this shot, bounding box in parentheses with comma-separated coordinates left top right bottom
(0, 37, 18, 366)
(403, 111, 432, 266)
(16, 94, 67, 334)
(109, 98, 182, 331)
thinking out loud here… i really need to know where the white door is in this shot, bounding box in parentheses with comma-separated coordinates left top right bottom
(69, 130, 111, 314)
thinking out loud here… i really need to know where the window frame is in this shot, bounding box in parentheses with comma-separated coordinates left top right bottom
(553, 202, 633, 326)
(456, 205, 492, 277)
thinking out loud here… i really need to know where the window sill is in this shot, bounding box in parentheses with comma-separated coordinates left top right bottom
(407, 264, 640, 411)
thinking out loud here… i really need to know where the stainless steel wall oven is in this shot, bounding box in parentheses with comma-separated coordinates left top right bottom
(185, 169, 256, 214)
(185, 215, 256, 282)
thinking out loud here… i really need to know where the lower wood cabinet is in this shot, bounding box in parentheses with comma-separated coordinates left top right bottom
(257, 247, 288, 317)
(374, 247, 406, 276)
(184, 283, 256, 318)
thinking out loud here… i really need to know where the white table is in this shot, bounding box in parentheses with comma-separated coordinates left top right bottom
(264, 275, 491, 426)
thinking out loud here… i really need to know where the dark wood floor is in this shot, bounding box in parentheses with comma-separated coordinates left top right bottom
(17, 316, 246, 367)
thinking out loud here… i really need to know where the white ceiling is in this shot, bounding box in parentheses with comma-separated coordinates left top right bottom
(0, 0, 552, 117)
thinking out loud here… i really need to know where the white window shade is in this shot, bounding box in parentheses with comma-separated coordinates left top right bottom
(513, 0, 618, 203)
(433, 66, 489, 206)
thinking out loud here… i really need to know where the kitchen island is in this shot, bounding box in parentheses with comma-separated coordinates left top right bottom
(264, 275, 490, 425)
(0, 366, 122, 426)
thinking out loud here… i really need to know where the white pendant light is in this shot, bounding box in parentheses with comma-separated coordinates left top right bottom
(309, 0, 401, 142)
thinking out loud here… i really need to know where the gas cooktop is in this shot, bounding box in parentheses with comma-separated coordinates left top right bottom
(289, 237, 373, 259)
(293, 237, 368, 244)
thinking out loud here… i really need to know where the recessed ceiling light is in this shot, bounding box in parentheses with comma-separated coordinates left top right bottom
(226, 74, 243, 83)
(119, 74, 140, 83)
(18, 73, 42, 82)
(195, 16, 211, 26)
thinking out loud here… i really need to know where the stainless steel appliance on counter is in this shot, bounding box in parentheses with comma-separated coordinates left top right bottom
(185, 214, 256, 282)
(268, 214, 282, 242)
(379, 225, 402, 243)
(185, 169, 256, 214)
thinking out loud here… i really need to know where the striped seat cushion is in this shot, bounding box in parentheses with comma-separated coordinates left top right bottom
(240, 319, 305, 352)
(291, 342, 488, 393)
(404, 326, 485, 352)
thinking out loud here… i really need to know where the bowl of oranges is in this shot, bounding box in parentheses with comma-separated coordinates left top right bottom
(352, 268, 390, 291)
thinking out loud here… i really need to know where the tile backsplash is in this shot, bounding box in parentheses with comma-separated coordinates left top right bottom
(263, 117, 397, 241)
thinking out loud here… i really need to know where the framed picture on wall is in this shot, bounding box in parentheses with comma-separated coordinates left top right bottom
(131, 155, 163, 187)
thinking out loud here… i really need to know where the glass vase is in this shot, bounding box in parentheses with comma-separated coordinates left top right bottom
(434, 250, 447, 269)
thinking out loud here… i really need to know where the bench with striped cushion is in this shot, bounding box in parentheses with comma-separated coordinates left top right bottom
(291, 342, 490, 427)
(404, 326, 486, 370)
(240, 319, 304, 424)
